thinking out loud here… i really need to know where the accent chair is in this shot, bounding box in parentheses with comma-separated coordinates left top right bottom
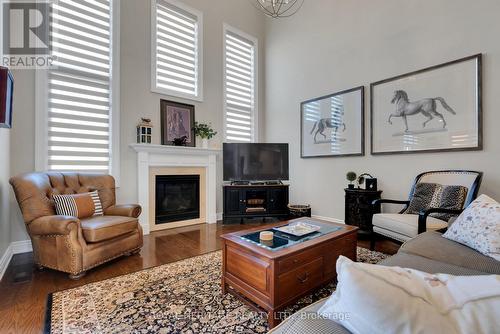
(370, 170, 483, 250)
(10, 172, 143, 279)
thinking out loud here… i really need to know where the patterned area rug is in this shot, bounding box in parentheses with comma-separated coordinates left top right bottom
(46, 248, 388, 333)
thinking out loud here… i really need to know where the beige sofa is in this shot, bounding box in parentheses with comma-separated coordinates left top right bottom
(270, 231, 500, 333)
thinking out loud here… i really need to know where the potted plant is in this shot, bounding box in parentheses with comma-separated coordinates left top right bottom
(346, 171, 357, 189)
(193, 122, 217, 148)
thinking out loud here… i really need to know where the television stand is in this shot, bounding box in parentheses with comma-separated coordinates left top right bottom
(223, 184, 289, 223)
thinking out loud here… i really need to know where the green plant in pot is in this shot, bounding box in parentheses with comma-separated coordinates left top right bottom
(346, 171, 357, 189)
(194, 122, 217, 148)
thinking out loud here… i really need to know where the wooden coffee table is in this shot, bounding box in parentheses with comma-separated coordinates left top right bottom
(221, 218, 358, 328)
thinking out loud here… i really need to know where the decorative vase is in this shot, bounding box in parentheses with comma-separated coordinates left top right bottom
(348, 184, 355, 189)
(202, 138, 209, 148)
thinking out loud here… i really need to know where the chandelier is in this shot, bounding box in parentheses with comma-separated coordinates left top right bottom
(253, 0, 304, 18)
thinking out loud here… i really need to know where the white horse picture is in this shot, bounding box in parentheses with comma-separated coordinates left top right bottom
(388, 90, 456, 132)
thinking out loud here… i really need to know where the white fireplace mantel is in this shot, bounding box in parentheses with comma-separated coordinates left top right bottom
(130, 144, 221, 235)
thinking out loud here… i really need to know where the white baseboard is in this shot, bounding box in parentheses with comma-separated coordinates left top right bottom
(0, 240, 33, 281)
(0, 244, 13, 281)
(311, 215, 345, 224)
(11, 240, 33, 254)
(216, 212, 223, 221)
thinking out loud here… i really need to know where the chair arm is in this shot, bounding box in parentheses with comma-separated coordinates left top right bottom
(417, 208, 463, 234)
(28, 215, 80, 236)
(371, 199, 410, 214)
(104, 204, 142, 218)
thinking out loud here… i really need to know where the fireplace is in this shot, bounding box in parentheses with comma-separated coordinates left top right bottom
(155, 175, 200, 224)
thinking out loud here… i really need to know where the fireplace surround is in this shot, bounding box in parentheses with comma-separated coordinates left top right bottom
(130, 144, 220, 234)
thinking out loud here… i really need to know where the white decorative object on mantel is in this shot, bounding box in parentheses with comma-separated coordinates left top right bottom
(130, 144, 221, 235)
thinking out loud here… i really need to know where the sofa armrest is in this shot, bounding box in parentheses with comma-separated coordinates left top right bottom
(418, 208, 463, 234)
(28, 215, 80, 236)
(104, 204, 142, 218)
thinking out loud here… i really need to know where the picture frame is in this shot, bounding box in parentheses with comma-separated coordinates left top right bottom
(0, 67, 14, 129)
(301, 86, 364, 158)
(370, 54, 482, 155)
(160, 100, 196, 147)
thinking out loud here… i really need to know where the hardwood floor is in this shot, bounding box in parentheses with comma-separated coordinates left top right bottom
(0, 221, 399, 334)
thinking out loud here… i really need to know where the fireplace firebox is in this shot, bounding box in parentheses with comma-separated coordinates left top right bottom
(155, 175, 200, 224)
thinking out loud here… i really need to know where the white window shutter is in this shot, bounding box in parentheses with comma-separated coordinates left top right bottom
(152, 0, 202, 100)
(224, 26, 257, 142)
(47, 0, 113, 172)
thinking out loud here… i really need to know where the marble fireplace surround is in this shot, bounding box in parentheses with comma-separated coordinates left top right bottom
(130, 144, 220, 235)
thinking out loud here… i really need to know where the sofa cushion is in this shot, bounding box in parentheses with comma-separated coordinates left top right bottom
(373, 213, 447, 240)
(270, 312, 350, 334)
(268, 299, 350, 334)
(81, 216, 138, 243)
(380, 252, 487, 276)
(400, 231, 500, 274)
(318, 256, 500, 334)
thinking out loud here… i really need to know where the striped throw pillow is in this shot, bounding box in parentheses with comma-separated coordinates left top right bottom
(53, 191, 103, 219)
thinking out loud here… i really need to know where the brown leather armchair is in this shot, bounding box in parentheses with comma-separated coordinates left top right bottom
(10, 172, 143, 279)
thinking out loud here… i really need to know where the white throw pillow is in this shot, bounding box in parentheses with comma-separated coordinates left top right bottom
(318, 256, 500, 334)
(443, 194, 500, 261)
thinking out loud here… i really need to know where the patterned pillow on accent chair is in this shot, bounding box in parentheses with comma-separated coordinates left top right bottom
(405, 182, 468, 221)
(53, 190, 104, 219)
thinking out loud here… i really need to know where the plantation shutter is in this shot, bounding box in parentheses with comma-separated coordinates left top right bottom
(224, 29, 256, 142)
(47, 0, 112, 172)
(153, 0, 200, 98)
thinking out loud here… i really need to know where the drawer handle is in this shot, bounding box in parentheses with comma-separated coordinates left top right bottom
(297, 272, 309, 283)
(293, 259, 299, 264)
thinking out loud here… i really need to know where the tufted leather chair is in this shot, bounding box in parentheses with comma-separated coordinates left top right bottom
(10, 172, 143, 279)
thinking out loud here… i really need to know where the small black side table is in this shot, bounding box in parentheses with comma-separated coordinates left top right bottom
(344, 188, 382, 236)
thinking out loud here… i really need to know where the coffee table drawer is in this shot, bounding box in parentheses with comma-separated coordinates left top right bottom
(277, 257, 323, 304)
(226, 245, 271, 293)
(277, 247, 323, 274)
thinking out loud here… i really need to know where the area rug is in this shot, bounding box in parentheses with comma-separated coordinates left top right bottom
(45, 248, 388, 334)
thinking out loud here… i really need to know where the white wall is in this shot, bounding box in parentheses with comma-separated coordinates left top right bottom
(0, 0, 12, 259)
(117, 0, 266, 211)
(264, 0, 500, 220)
(0, 128, 10, 258)
(8, 0, 266, 241)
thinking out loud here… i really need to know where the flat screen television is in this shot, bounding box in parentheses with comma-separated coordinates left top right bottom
(223, 143, 289, 181)
(0, 66, 14, 129)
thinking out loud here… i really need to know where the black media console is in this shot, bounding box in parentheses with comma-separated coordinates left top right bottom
(223, 184, 289, 223)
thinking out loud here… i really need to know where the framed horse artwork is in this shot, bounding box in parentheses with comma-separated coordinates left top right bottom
(301, 86, 364, 158)
(370, 54, 482, 155)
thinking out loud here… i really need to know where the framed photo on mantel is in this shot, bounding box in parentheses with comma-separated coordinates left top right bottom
(370, 54, 482, 155)
(160, 99, 195, 147)
(301, 86, 364, 158)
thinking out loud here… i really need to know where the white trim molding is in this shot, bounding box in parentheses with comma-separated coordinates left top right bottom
(0, 240, 33, 281)
(151, 0, 204, 101)
(0, 245, 13, 281)
(222, 23, 259, 142)
(311, 215, 345, 224)
(130, 144, 220, 235)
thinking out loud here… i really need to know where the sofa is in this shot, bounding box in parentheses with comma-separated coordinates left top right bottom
(269, 231, 500, 333)
(10, 172, 143, 279)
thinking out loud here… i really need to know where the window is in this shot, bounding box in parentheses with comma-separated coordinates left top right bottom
(35, 0, 119, 177)
(151, 0, 203, 101)
(223, 25, 257, 142)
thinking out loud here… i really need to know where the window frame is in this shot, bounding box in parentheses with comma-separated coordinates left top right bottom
(222, 23, 259, 143)
(35, 0, 121, 184)
(150, 0, 204, 102)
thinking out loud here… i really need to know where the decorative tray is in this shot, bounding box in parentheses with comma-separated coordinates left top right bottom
(273, 221, 321, 237)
